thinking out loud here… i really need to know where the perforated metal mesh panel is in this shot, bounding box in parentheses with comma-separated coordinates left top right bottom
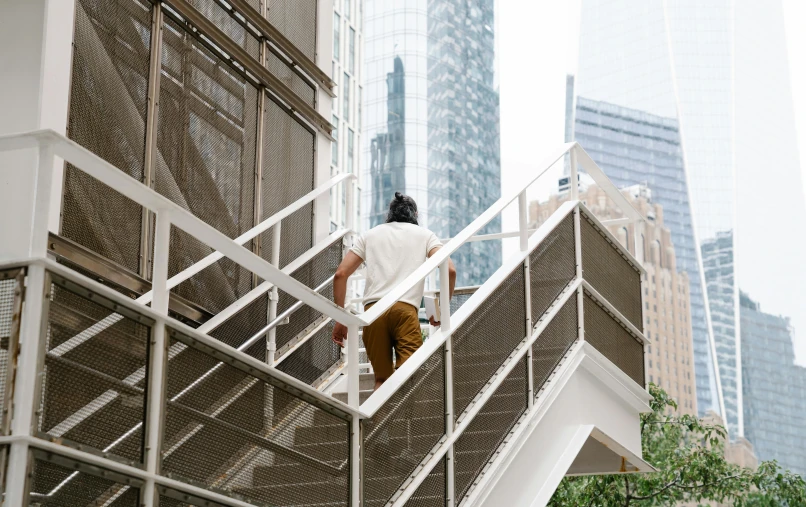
(267, 51, 316, 107)
(267, 0, 318, 60)
(452, 268, 526, 419)
(404, 457, 445, 507)
(39, 276, 152, 464)
(27, 453, 141, 506)
(533, 297, 578, 396)
(275, 240, 342, 351)
(162, 330, 349, 506)
(580, 213, 642, 328)
(62, 0, 152, 272)
(454, 357, 528, 504)
(188, 0, 261, 60)
(208, 294, 268, 361)
(260, 96, 316, 270)
(277, 321, 342, 386)
(584, 292, 645, 386)
(363, 346, 445, 507)
(530, 213, 576, 323)
(0, 269, 22, 436)
(159, 487, 229, 507)
(157, 17, 259, 318)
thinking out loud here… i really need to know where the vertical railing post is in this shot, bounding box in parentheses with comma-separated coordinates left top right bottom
(5, 144, 56, 506)
(143, 210, 171, 506)
(519, 189, 534, 405)
(518, 190, 529, 252)
(439, 259, 455, 507)
(347, 323, 360, 407)
(569, 145, 579, 201)
(347, 321, 361, 507)
(573, 205, 585, 342)
(267, 222, 282, 366)
(345, 176, 355, 233)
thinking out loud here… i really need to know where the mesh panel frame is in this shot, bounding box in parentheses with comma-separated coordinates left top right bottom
(452, 268, 526, 419)
(27, 453, 142, 506)
(188, 0, 261, 60)
(159, 487, 230, 507)
(533, 297, 578, 396)
(404, 457, 446, 507)
(0, 269, 23, 436)
(530, 213, 576, 323)
(39, 278, 152, 465)
(363, 346, 445, 507)
(580, 212, 642, 328)
(162, 330, 350, 507)
(266, 51, 316, 107)
(157, 16, 259, 318)
(454, 357, 528, 504)
(62, 0, 153, 273)
(584, 292, 645, 386)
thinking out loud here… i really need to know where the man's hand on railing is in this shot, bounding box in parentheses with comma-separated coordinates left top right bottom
(332, 322, 347, 347)
(429, 316, 440, 327)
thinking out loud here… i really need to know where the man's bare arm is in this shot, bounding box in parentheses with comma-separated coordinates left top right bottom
(331, 251, 364, 346)
(428, 246, 457, 299)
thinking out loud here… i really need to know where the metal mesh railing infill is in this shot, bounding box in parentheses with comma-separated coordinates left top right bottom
(362, 346, 445, 507)
(580, 212, 642, 328)
(0, 268, 23, 436)
(38, 273, 153, 465)
(162, 328, 350, 507)
(404, 456, 446, 507)
(583, 292, 645, 386)
(533, 296, 578, 396)
(452, 268, 526, 419)
(530, 213, 576, 323)
(27, 452, 142, 506)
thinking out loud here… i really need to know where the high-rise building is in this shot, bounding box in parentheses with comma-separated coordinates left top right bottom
(362, 0, 502, 286)
(573, 0, 806, 439)
(741, 292, 806, 477)
(331, 0, 363, 231)
(529, 183, 698, 416)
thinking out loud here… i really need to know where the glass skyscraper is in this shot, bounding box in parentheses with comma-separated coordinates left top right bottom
(362, 0, 501, 286)
(741, 292, 806, 477)
(573, 0, 806, 440)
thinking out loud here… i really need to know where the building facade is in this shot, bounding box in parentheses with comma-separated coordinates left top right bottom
(741, 293, 806, 477)
(530, 183, 698, 416)
(331, 0, 363, 231)
(573, 0, 806, 439)
(362, 0, 501, 286)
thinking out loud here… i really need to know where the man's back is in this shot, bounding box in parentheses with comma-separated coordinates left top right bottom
(351, 222, 441, 309)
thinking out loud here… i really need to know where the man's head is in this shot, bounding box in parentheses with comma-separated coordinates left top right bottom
(386, 192, 418, 225)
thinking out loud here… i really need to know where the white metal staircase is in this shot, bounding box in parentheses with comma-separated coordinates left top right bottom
(0, 130, 653, 507)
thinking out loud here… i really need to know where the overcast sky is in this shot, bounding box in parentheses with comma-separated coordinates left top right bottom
(497, 0, 806, 363)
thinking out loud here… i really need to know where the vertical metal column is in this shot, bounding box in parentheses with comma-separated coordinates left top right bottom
(141, 3, 164, 278)
(571, 147, 585, 343)
(267, 223, 282, 366)
(440, 260, 455, 507)
(5, 146, 56, 505)
(143, 211, 171, 506)
(519, 191, 534, 406)
(347, 323, 361, 507)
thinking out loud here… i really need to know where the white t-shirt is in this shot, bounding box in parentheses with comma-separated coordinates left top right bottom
(350, 222, 443, 309)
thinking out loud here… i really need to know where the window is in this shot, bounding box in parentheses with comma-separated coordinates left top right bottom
(331, 115, 339, 166)
(345, 0, 351, 20)
(347, 129, 354, 173)
(349, 28, 356, 74)
(343, 73, 350, 121)
(333, 13, 340, 62)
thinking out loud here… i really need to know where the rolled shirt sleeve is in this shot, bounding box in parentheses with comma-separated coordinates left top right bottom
(349, 233, 367, 261)
(426, 231, 443, 254)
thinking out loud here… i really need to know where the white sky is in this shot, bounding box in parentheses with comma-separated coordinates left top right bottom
(497, 0, 806, 363)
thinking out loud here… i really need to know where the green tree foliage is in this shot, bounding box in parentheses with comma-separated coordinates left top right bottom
(548, 384, 806, 506)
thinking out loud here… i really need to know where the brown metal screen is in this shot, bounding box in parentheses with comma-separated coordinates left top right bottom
(62, 0, 152, 273)
(267, 0, 318, 61)
(404, 457, 446, 507)
(38, 274, 152, 465)
(27, 452, 142, 506)
(580, 212, 642, 328)
(452, 268, 526, 419)
(584, 292, 645, 386)
(277, 322, 342, 386)
(362, 346, 445, 507)
(454, 357, 528, 504)
(267, 51, 317, 107)
(533, 297, 578, 396)
(162, 329, 350, 507)
(0, 269, 23, 436)
(530, 213, 576, 324)
(159, 488, 230, 507)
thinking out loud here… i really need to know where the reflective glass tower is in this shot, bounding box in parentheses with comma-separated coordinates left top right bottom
(574, 0, 806, 439)
(362, 0, 501, 286)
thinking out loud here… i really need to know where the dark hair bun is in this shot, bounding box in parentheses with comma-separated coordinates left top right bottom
(394, 191, 404, 201)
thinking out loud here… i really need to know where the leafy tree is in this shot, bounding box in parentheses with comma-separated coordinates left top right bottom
(548, 384, 806, 506)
